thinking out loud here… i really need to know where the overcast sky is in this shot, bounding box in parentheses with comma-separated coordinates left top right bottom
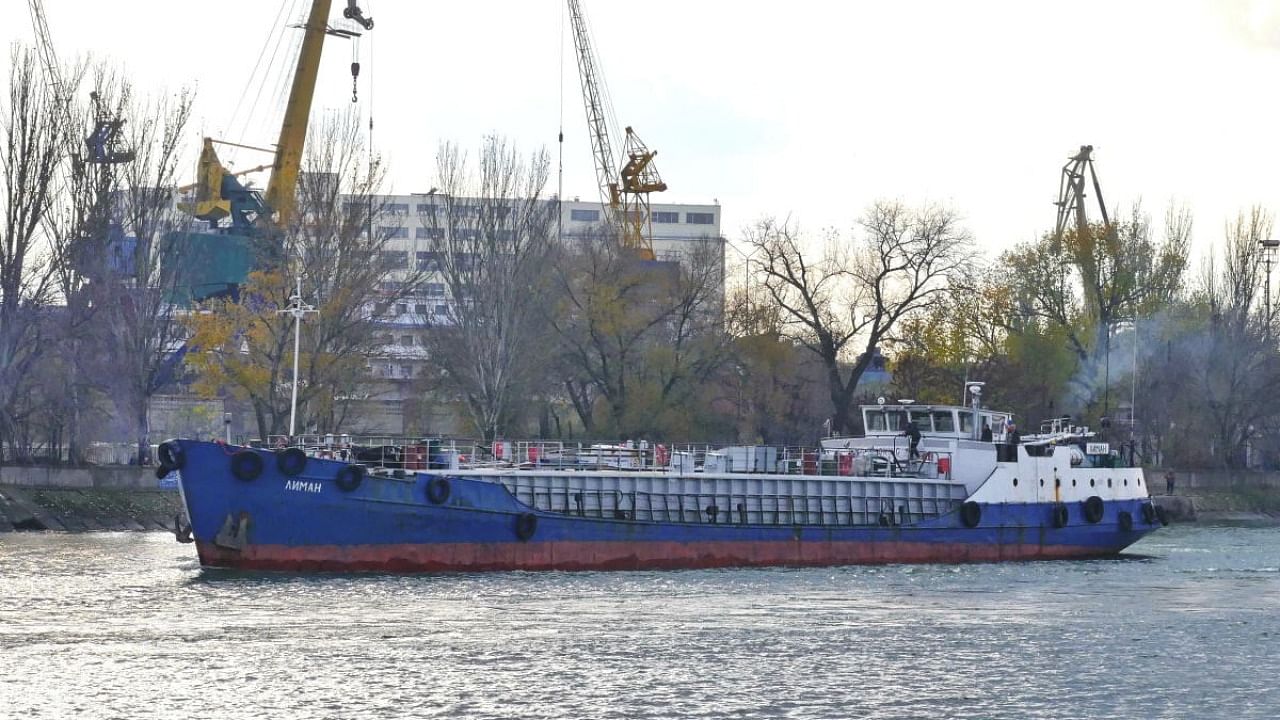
(9, 0, 1280, 260)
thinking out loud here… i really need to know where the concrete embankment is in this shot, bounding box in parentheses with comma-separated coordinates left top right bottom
(0, 465, 183, 532)
(1147, 468, 1280, 524)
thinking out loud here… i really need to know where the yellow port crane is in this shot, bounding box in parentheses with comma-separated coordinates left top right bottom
(566, 0, 668, 261)
(189, 0, 372, 231)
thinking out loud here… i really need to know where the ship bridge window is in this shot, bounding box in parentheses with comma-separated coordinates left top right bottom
(932, 411, 955, 432)
(908, 411, 933, 432)
(866, 410, 886, 432)
(960, 412, 974, 434)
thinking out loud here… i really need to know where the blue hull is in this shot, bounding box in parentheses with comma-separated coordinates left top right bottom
(173, 440, 1162, 572)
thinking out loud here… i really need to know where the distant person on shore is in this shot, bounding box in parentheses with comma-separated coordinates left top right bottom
(980, 422, 993, 442)
(1165, 470, 1176, 495)
(903, 420, 921, 459)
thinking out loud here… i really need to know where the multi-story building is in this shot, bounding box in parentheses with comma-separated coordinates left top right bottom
(353, 193, 725, 435)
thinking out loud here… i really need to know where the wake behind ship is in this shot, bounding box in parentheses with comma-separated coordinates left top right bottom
(163, 398, 1166, 572)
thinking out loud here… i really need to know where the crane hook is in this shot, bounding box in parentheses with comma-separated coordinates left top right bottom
(350, 61, 361, 103)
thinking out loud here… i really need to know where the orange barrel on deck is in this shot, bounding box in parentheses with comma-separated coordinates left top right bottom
(803, 451, 818, 475)
(404, 445, 426, 470)
(837, 452, 854, 476)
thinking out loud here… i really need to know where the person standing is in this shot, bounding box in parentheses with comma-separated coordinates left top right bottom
(1165, 470, 1176, 495)
(903, 420, 921, 459)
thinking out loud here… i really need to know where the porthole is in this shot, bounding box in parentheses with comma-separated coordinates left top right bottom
(1039, 478, 1045, 487)
(1124, 479, 1128, 486)
(1072, 479, 1077, 487)
(1013, 478, 1019, 487)
(1090, 478, 1096, 487)
(1138, 478, 1142, 486)
(1055, 478, 1061, 488)
(1107, 478, 1113, 488)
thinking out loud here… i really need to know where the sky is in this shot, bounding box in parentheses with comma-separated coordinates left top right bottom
(9, 0, 1280, 261)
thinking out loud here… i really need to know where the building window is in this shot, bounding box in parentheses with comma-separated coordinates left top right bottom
(416, 203, 436, 216)
(452, 227, 479, 241)
(425, 283, 445, 297)
(570, 208, 600, 222)
(380, 226, 409, 239)
(416, 251, 441, 271)
(652, 211, 679, 224)
(434, 304, 448, 315)
(380, 281, 404, 293)
(414, 303, 428, 315)
(686, 212, 715, 225)
(400, 364, 413, 378)
(380, 250, 408, 268)
(396, 303, 408, 315)
(387, 203, 410, 216)
(400, 335, 413, 346)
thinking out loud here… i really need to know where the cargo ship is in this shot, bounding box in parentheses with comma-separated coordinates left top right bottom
(163, 396, 1166, 572)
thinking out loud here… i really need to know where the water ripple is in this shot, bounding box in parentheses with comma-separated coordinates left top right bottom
(1, 526, 1278, 719)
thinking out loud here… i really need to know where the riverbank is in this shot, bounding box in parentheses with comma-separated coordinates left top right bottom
(2, 464, 1280, 531)
(0, 464, 183, 532)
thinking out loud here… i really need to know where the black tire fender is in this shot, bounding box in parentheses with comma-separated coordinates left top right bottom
(1155, 505, 1170, 526)
(1142, 502, 1158, 525)
(1116, 507, 1136, 530)
(426, 477, 451, 505)
(230, 450, 264, 482)
(335, 465, 364, 492)
(1051, 503, 1069, 529)
(276, 447, 308, 477)
(514, 512, 538, 541)
(157, 440, 185, 471)
(960, 501, 982, 528)
(1118, 510, 1134, 532)
(1083, 495, 1105, 524)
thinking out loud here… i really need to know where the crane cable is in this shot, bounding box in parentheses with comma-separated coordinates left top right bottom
(557, 0, 565, 242)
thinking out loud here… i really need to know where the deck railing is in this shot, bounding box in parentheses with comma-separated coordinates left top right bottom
(260, 435, 953, 479)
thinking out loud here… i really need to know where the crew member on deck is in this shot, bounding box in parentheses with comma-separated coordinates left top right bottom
(904, 420, 921, 459)
(981, 422, 993, 442)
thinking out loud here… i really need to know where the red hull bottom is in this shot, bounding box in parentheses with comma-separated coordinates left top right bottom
(195, 539, 1121, 573)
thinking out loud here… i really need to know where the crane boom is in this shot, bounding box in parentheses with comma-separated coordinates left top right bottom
(264, 0, 335, 229)
(566, 0, 666, 260)
(566, 0, 620, 214)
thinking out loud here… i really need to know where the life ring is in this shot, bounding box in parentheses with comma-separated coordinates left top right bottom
(1051, 503, 1069, 528)
(1118, 510, 1134, 532)
(514, 512, 538, 541)
(230, 450, 264, 482)
(655, 444, 670, 466)
(1083, 495, 1105, 524)
(335, 465, 364, 492)
(960, 501, 982, 528)
(426, 477, 451, 505)
(157, 440, 185, 471)
(276, 447, 308, 477)
(1142, 502, 1158, 525)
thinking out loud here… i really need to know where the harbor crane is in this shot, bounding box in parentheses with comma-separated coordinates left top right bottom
(1053, 144, 1109, 248)
(566, 0, 668, 261)
(187, 0, 371, 232)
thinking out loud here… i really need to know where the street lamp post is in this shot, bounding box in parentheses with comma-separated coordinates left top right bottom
(1261, 239, 1279, 341)
(278, 274, 317, 438)
(725, 240, 762, 312)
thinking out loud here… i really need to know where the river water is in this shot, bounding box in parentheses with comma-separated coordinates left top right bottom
(1, 525, 1276, 719)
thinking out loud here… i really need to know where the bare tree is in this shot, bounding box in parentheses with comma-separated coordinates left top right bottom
(93, 86, 194, 463)
(747, 203, 975, 434)
(0, 47, 67, 459)
(417, 137, 559, 440)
